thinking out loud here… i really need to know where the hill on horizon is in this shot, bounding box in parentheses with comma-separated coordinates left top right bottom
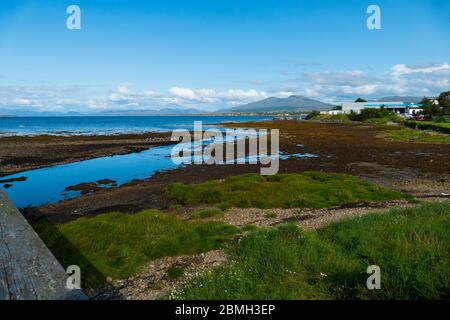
(227, 95, 333, 113)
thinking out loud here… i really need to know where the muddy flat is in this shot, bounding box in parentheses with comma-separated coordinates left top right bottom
(22, 121, 450, 224)
(0, 132, 172, 176)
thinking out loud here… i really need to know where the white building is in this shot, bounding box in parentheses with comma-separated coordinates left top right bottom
(340, 101, 422, 116)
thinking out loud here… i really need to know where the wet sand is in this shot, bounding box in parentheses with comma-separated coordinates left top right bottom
(0, 132, 172, 177)
(22, 120, 450, 224)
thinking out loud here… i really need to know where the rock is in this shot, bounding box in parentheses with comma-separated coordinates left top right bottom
(97, 179, 117, 185)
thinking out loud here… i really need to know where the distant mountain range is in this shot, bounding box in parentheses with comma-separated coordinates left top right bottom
(226, 95, 425, 113)
(0, 96, 426, 116)
(226, 95, 333, 113)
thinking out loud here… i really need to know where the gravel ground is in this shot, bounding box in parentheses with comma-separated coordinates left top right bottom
(91, 250, 229, 300)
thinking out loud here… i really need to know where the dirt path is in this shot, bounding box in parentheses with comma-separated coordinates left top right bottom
(200, 198, 450, 230)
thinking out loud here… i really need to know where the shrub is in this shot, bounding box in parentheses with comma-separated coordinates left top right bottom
(348, 107, 397, 122)
(168, 267, 185, 279)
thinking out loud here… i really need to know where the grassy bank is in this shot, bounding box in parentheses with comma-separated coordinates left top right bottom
(35, 210, 238, 288)
(404, 120, 450, 134)
(386, 126, 450, 144)
(306, 109, 450, 144)
(167, 172, 411, 209)
(172, 202, 450, 300)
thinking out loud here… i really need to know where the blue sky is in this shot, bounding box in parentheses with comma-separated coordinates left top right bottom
(0, 0, 449, 113)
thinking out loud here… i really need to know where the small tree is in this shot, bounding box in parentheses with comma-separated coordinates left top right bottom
(437, 91, 450, 115)
(420, 97, 442, 118)
(305, 111, 320, 120)
(348, 107, 394, 121)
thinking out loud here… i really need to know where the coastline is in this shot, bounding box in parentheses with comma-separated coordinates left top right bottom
(0, 131, 173, 177)
(19, 120, 450, 224)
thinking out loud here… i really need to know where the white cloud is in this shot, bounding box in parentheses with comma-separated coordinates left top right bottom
(169, 87, 268, 103)
(116, 84, 129, 94)
(390, 63, 450, 77)
(169, 87, 198, 100)
(285, 62, 450, 102)
(13, 98, 33, 105)
(1, 62, 448, 113)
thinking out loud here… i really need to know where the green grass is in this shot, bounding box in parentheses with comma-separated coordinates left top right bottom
(417, 121, 450, 129)
(34, 210, 238, 288)
(386, 127, 450, 144)
(192, 207, 224, 219)
(168, 266, 185, 279)
(166, 172, 411, 209)
(308, 113, 351, 122)
(404, 120, 450, 135)
(172, 202, 450, 300)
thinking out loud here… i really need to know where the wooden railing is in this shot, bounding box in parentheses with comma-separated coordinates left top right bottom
(0, 190, 87, 300)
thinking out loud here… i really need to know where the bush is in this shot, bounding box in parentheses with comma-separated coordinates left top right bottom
(434, 115, 450, 123)
(306, 111, 321, 120)
(168, 267, 185, 279)
(348, 107, 397, 122)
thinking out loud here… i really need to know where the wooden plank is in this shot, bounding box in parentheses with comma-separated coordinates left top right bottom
(0, 190, 87, 300)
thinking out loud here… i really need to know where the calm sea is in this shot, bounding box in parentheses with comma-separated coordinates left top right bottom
(0, 116, 271, 136)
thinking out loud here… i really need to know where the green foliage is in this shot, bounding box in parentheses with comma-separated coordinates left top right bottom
(166, 172, 410, 209)
(387, 127, 450, 144)
(173, 203, 450, 300)
(307, 113, 350, 122)
(168, 267, 185, 279)
(169, 204, 183, 210)
(192, 207, 224, 219)
(348, 107, 398, 123)
(437, 91, 450, 115)
(404, 120, 450, 134)
(434, 115, 450, 123)
(420, 97, 442, 118)
(34, 210, 238, 288)
(305, 111, 321, 120)
(420, 91, 450, 117)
